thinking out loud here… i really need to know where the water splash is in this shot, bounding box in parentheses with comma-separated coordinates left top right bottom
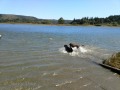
(59, 46, 89, 57)
(59, 45, 110, 61)
(79, 47, 87, 53)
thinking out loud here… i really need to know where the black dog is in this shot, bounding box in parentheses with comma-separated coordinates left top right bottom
(64, 45, 73, 53)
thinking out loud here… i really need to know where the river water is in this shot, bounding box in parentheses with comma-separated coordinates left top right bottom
(0, 24, 120, 90)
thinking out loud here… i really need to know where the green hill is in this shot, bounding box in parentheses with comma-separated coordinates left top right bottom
(0, 14, 72, 25)
(0, 14, 41, 24)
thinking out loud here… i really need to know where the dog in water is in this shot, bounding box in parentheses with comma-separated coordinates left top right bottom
(64, 45, 73, 53)
(69, 43, 84, 48)
(69, 43, 80, 48)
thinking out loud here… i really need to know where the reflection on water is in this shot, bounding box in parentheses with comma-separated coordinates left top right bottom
(0, 24, 120, 90)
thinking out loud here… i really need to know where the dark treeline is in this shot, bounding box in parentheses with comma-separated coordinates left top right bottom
(70, 15, 120, 26)
(0, 14, 120, 26)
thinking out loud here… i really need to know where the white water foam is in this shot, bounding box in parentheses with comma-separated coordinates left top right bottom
(79, 47, 87, 53)
(59, 46, 89, 57)
(59, 45, 110, 61)
(56, 81, 72, 87)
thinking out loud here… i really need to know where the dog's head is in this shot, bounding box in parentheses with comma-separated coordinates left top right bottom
(69, 43, 74, 47)
(64, 45, 68, 48)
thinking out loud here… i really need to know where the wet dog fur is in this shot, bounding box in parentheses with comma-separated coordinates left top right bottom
(69, 43, 79, 48)
(64, 45, 73, 53)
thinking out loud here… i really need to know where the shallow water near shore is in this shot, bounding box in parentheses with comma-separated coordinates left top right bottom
(0, 24, 120, 90)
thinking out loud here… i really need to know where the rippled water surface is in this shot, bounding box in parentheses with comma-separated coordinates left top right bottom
(0, 24, 120, 90)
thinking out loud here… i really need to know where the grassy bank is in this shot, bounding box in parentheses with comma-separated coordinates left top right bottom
(103, 52, 120, 69)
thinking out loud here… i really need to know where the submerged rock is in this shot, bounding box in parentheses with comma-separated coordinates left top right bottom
(103, 52, 120, 69)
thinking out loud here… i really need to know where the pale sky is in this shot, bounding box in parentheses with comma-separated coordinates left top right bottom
(0, 0, 120, 20)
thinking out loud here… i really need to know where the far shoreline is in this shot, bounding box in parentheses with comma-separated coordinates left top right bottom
(0, 22, 120, 27)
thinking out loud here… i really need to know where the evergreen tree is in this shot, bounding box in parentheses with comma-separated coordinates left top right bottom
(58, 17, 64, 24)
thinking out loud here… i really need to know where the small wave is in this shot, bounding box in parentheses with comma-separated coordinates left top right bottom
(83, 83, 91, 87)
(56, 81, 72, 87)
(42, 72, 49, 76)
(33, 86, 42, 90)
(49, 38, 53, 40)
(53, 72, 58, 76)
